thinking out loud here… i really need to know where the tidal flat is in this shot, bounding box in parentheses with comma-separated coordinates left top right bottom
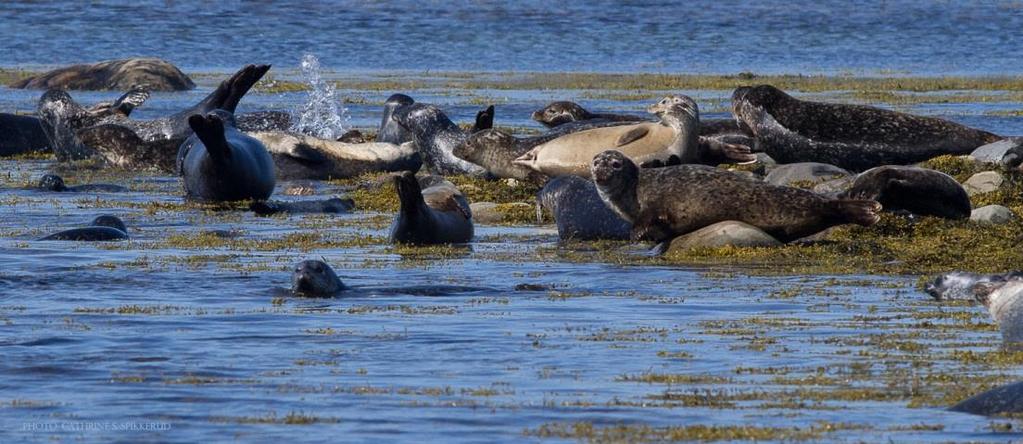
(2, 71, 1023, 443)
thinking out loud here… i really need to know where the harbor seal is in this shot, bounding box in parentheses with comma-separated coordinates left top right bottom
(177, 110, 275, 202)
(11, 58, 195, 91)
(389, 171, 474, 244)
(251, 197, 355, 215)
(514, 95, 704, 177)
(973, 279, 1023, 343)
(453, 129, 550, 183)
(45, 64, 269, 169)
(236, 111, 292, 133)
(250, 131, 422, 180)
(839, 166, 971, 219)
(0, 113, 50, 156)
(591, 150, 882, 242)
(38, 174, 128, 193)
(392, 103, 488, 176)
(924, 271, 1023, 301)
(732, 85, 1002, 171)
(292, 259, 347, 297)
(39, 215, 128, 241)
(536, 175, 631, 241)
(376, 94, 416, 145)
(531, 100, 747, 138)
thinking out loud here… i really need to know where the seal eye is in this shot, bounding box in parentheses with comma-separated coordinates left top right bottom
(611, 160, 622, 169)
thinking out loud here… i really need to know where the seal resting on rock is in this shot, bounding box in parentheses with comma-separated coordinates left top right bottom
(531, 100, 748, 139)
(292, 259, 347, 297)
(591, 150, 882, 243)
(251, 131, 422, 180)
(177, 110, 275, 202)
(39, 215, 128, 241)
(453, 129, 550, 183)
(839, 166, 971, 219)
(732, 85, 1002, 172)
(392, 103, 488, 176)
(38, 174, 128, 193)
(389, 171, 474, 244)
(924, 271, 1023, 301)
(536, 175, 630, 241)
(11, 58, 194, 92)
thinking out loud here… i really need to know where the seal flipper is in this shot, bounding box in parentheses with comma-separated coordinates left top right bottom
(188, 114, 231, 161)
(828, 199, 882, 227)
(616, 127, 649, 147)
(472, 105, 495, 133)
(221, 64, 271, 113)
(394, 171, 426, 219)
(111, 87, 150, 117)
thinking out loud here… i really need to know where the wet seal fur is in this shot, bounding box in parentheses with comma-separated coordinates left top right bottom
(0, 113, 50, 156)
(389, 171, 474, 244)
(39, 215, 128, 241)
(454, 129, 550, 183)
(591, 150, 881, 243)
(292, 259, 347, 297)
(38, 174, 128, 193)
(392, 103, 488, 176)
(732, 85, 1002, 171)
(376, 93, 416, 145)
(12, 58, 195, 91)
(924, 271, 1023, 301)
(951, 380, 1023, 416)
(177, 110, 275, 202)
(536, 175, 631, 241)
(838, 166, 971, 219)
(251, 131, 422, 180)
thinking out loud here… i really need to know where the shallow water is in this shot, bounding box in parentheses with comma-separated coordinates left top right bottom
(2, 0, 1023, 75)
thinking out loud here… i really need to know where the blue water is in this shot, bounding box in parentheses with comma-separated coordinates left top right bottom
(2, 0, 1023, 75)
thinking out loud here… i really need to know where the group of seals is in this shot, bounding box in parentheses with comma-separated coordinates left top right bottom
(10, 58, 195, 92)
(177, 110, 275, 202)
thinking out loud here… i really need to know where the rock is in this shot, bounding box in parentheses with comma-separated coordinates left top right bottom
(10, 58, 194, 91)
(812, 176, 855, 195)
(971, 138, 1023, 164)
(971, 205, 1017, 224)
(764, 162, 850, 187)
(664, 221, 782, 253)
(962, 171, 1005, 195)
(469, 202, 531, 224)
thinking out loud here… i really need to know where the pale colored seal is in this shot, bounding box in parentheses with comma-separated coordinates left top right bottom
(11, 58, 194, 91)
(251, 131, 422, 180)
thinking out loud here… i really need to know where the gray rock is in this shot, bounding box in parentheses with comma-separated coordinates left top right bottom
(812, 176, 856, 196)
(970, 205, 1016, 224)
(765, 162, 851, 187)
(962, 171, 1005, 195)
(469, 202, 531, 224)
(970, 137, 1023, 164)
(664, 221, 781, 253)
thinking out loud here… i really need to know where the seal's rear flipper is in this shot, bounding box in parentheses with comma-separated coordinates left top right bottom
(394, 171, 425, 215)
(472, 105, 495, 133)
(222, 64, 271, 113)
(111, 87, 150, 117)
(188, 114, 231, 161)
(830, 199, 882, 227)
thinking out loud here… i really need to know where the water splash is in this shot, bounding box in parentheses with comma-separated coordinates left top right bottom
(289, 54, 350, 140)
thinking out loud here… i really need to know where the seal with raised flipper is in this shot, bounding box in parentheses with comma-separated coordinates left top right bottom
(177, 110, 275, 202)
(590, 150, 882, 243)
(731, 84, 1002, 171)
(389, 171, 474, 244)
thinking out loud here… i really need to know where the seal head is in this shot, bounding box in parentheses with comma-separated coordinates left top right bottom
(292, 260, 346, 297)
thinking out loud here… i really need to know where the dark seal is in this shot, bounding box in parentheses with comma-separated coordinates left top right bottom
(177, 110, 275, 202)
(37, 174, 128, 193)
(389, 171, 474, 244)
(951, 380, 1023, 416)
(0, 113, 50, 157)
(839, 166, 971, 219)
(376, 93, 416, 145)
(39, 215, 129, 241)
(732, 85, 1002, 171)
(251, 197, 355, 215)
(537, 175, 631, 241)
(591, 150, 881, 243)
(392, 103, 488, 176)
(292, 259, 347, 297)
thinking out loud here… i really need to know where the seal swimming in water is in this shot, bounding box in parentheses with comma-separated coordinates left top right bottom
(515, 95, 753, 177)
(11, 58, 195, 92)
(177, 110, 275, 202)
(973, 279, 1023, 343)
(731, 85, 1002, 171)
(924, 271, 1023, 301)
(392, 103, 489, 176)
(389, 171, 474, 244)
(251, 197, 355, 215)
(292, 259, 347, 297)
(0, 113, 50, 156)
(39, 215, 129, 241)
(250, 131, 422, 180)
(536, 175, 631, 241)
(38, 174, 128, 193)
(591, 150, 882, 243)
(838, 166, 972, 219)
(44, 64, 270, 170)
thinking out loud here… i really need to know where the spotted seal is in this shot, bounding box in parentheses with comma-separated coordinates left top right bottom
(591, 150, 882, 242)
(389, 171, 474, 244)
(250, 131, 422, 180)
(531, 100, 747, 138)
(376, 94, 416, 145)
(37, 174, 128, 193)
(39, 215, 129, 241)
(391, 103, 488, 176)
(974, 279, 1023, 343)
(177, 110, 275, 202)
(731, 85, 1002, 171)
(839, 166, 971, 219)
(924, 271, 1023, 301)
(536, 175, 631, 241)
